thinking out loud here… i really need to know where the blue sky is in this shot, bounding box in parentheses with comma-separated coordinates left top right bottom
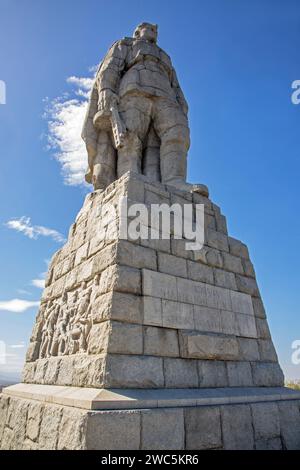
(0, 0, 299, 380)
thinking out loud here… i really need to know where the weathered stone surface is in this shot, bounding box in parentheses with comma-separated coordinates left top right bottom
(205, 248, 223, 268)
(158, 252, 187, 278)
(143, 296, 162, 326)
(26, 341, 40, 362)
(258, 339, 278, 362)
(74, 241, 89, 267)
(14, 402, 32, 448)
(144, 326, 179, 357)
(177, 277, 232, 310)
(187, 260, 214, 284)
(220, 310, 239, 336)
(226, 362, 253, 387)
(91, 243, 117, 275)
(162, 300, 194, 330)
(252, 362, 284, 387)
(1, 427, 13, 450)
(0, 396, 10, 442)
(236, 275, 260, 297)
(222, 252, 243, 274)
(255, 437, 282, 450)
(34, 358, 48, 384)
(141, 409, 184, 450)
(6, 397, 19, 429)
(26, 402, 44, 442)
(278, 401, 300, 450)
(164, 358, 198, 387)
(44, 357, 60, 384)
(117, 240, 157, 270)
(193, 306, 221, 333)
(185, 407, 222, 449)
(22, 362, 36, 383)
(179, 331, 239, 360)
(215, 213, 227, 234)
(141, 232, 171, 253)
(238, 338, 260, 361)
(91, 291, 141, 324)
(205, 284, 232, 310)
(56, 356, 75, 386)
(251, 403, 280, 440)
(221, 404, 254, 449)
(252, 297, 266, 319)
(198, 360, 228, 387)
(39, 405, 62, 450)
(58, 407, 88, 450)
(143, 269, 177, 301)
(205, 213, 216, 230)
(230, 290, 254, 315)
(109, 322, 143, 355)
(171, 239, 193, 260)
(105, 354, 164, 388)
(242, 259, 255, 278)
(86, 410, 141, 450)
(71, 355, 100, 388)
(145, 188, 170, 205)
(206, 229, 229, 252)
(236, 313, 257, 338)
(228, 237, 249, 259)
(86, 356, 107, 388)
(255, 318, 271, 339)
(214, 268, 237, 290)
(101, 265, 142, 295)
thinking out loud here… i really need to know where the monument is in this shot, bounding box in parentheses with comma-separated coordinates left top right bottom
(1, 23, 300, 450)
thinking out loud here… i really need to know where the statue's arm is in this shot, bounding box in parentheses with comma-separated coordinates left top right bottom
(171, 68, 189, 116)
(96, 40, 128, 110)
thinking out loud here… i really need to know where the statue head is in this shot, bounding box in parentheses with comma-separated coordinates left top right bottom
(134, 22, 158, 43)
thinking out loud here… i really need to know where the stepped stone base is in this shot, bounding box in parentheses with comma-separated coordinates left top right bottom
(1, 385, 300, 450)
(0, 172, 294, 449)
(20, 172, 284, 391)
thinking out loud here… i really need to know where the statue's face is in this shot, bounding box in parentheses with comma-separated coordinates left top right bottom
(135, 24, 158, 43)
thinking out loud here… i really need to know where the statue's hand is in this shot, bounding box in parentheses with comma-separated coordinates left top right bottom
(98, 89, 118, 112)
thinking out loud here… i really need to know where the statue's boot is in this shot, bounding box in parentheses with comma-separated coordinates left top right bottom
(161, 149, 209, 197)
(165, 178, 209, 197)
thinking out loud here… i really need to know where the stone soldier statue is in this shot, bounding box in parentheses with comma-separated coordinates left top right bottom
(82, 22, 208, 196)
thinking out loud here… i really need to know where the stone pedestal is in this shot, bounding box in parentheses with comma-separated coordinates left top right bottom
(1, 172, 300, 449)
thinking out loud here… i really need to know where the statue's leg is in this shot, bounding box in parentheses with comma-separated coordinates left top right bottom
(117, 95, 152, 178)
(153, 98, 189, 184)
(143, 125, 161, 181)
(153, 99, 209, 196)
(92, 131, 116, 191)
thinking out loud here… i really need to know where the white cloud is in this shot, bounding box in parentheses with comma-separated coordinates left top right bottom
(31, 279, 45, 289)
(45, 72, 95, 186)
(31, 261, 47, 289)
(0, 299, 40, 313)
(5, 216, 66, 243)
(10, 343, 25, 349)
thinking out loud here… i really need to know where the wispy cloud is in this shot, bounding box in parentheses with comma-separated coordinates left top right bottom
(31, 261, 47, 289)
(31, 278, 45, 289)
(0, 299, 40, 313)
(5, 216, 66, 243)
(10, 343, 25, 349)
(45, 72, 94, 186)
